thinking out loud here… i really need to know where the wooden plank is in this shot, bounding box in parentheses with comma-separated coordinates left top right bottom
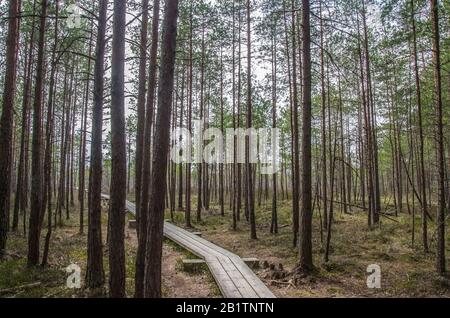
(206, 257, 242, 298)
(219, 257, 259, 298)
(228, 257, 275, 298)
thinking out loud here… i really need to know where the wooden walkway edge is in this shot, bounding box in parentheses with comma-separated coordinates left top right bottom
(107, 196, 275, 298)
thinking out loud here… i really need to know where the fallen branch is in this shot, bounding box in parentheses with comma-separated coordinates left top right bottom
(268, 280, 295, 288)
(379, 213, 399, 223)
(0, 282, 42, 296)
(318, 196, 367, 211)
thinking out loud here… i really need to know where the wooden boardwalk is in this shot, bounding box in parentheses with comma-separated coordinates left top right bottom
(111, 196, 275, 298)
(163, 222, 275, 298)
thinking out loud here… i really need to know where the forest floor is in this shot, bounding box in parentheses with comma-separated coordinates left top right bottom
(169, 198, 450, 298)
(1, 199, 448, 298)
(0, 203, 221, 298)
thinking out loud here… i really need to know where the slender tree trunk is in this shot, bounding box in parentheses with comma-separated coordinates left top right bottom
(299, 0, 314, 272)
(178, 68, 185, 211)
(270, 28, 278, 235)
(185, 1, 193, 229)
(13, 1, 36, 232)
(430, 0, 446, 276)
(197, 28, 205, 222)
(144, 0, 179, 298)
(246, 0, 257, 240)
(0, 0, 20, 259)
(108, 0, 128, 298)
(79, 24, 94, 235)
(135, 0, 150, 230)
(135, 0, 161, 298)
(288, 0, 300, 246)
(231, 0, 238, 230)
(86, 0, 107, 290)
(27, 0, 48, 266)
(42, 0, 60, 266)
(219, 49, 225, 217)
(411, 0, 429, 252)
(319, 0, 328, 230)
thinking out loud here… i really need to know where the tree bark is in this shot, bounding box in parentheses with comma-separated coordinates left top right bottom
(135, 0, 150, 230)
(430, 0, 446, 276)
(86, 0, 107, 290)
(144, 0, 179, 298)
(27, 0, 48, 267)
(108, 0, 128, 298)
(42, 0, 60, 266)
(299, 0, 314, 272)
(410, 0, 430, 251)
(135, 0, 161, 298)
(0, 0, 20, 259)
(246, 0, 257, 240)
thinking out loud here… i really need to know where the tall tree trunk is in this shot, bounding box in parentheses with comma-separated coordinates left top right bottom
(135, 0, 161, 298)
(0, 0, 20, 259)
(178, 68, 185, 211)
(185, 1, 193, 229)
(430, 0, 446, 276)
(42, 0, 60, 266)
(56, 70, 68, 226)
(246, 0, 257, 240)
(109, 0, 128, 298)
(289, 0, 300, 247)
(27, 0, 48, 267)
(86, 0, 107, 290)
(270, 28, 278, 235)
(319, 1, 328, 230)
(197, 27, 205, 222)
(135, 0, 150, 230)
(411, 0, 428, 251)
(231, 0, 238, 230)
(362, 0, 380, 225)
(144, 0, 179, 298)
(13, 0, 36, 232)
(219, 49, 225, 217)
(79, 23, 94, 235)
(299, 0, 314, 272)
